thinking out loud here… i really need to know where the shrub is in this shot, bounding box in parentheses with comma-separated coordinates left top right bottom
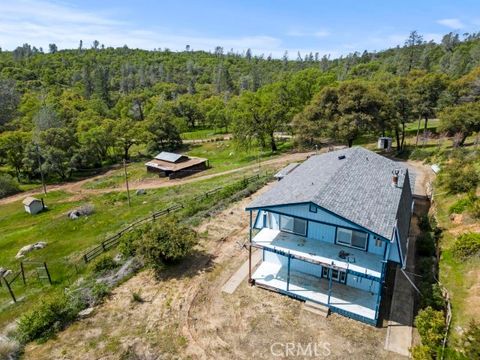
(417, 232, 436, 257)
(411, 345, 433, 360)
(461, 320, 480, 359)
(439, 157, 479, 194)
(131, 291, 143, 303)
(0, 174, 20, 199)
(136, 217, 198, 267)
(91, 282, 110, 303)
(118, 227, 145, 258)
(452, 233, 480, 260)
(415, 307, 446, 351)
(470, 199, 480, 219)
(16, 295, 81, 343)
(418, 257, 445, 310)
(91, 254, 118, 273)
(449, 198, 474, 214)
(418, 215, 432, 232)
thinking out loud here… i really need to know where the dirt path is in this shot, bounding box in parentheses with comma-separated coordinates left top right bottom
(24, 181, 401, 360)
(0, 151, 314, 205)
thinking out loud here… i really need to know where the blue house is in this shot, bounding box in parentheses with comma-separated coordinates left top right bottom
(245, 147, 414, 326)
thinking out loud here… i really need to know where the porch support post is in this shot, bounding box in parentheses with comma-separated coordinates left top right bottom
(248, 210, 254, 285)
(327, 264, 333, 305)
(287, 252, 291, 291)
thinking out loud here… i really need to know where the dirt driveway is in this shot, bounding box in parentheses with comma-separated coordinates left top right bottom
(25, 182, 403, 360)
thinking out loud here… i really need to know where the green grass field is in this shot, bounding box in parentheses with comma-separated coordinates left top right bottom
(0, 169, 265, 325)
(180, 128, 228, 140)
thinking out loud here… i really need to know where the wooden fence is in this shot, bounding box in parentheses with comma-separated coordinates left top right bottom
(82, 174, 264, 263)
(1, 261, 52, 303)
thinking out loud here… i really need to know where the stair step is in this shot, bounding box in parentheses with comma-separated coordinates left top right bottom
(303, 301, 330, 317)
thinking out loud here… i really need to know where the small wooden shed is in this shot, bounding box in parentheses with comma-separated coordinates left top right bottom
(377, 137, 392, 151)
(145, 151, 208, 179)
(22, 197, 45, 215)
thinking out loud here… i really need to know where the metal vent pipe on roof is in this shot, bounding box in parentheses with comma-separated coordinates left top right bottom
(392, 169, 400, 187)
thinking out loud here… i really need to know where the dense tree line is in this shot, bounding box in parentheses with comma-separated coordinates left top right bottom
(1, 31, 480, 183)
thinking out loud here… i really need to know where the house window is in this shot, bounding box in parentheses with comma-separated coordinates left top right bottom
(309, 203, 317, 213)
(322, 267, 346, 284)
(375, 238, 383, 247)
(279, 215, 307, 236)
(336, 227, 368, 250)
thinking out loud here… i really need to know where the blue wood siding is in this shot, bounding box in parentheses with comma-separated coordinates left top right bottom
(258, 203, 387, 257)
(271, 204, 363, 231)
(346, 274, 380, 294)
(291, 258, 322, 277)
(388, 235, 401, 263)
(307, 222, 336, 243)
(367, 235, 385, 256)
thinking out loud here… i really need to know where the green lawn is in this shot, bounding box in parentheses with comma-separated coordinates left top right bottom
(405, 118, 440, 133)
(180, 128, 228, 140)
(0, 169, 264, 325)
(186, 139, 293, 172)
(83, 162, 158, 190)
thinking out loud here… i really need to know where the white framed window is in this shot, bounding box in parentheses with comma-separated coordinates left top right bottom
(322, 267, 346, 283)
(279, 215, 307, 236)
(336, 227, 368, 250)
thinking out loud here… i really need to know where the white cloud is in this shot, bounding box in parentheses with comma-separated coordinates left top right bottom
(437, 18, 465, 29)
(0, 0, 340, 58)
(424, 33, 443, 43)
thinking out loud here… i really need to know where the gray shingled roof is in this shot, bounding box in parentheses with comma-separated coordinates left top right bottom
(154, 152, 185, 163)
(247, 147, 414, 242)
(274, 163, 299, 179)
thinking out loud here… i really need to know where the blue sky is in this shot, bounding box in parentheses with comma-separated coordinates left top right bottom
(1, 0, 479, 58)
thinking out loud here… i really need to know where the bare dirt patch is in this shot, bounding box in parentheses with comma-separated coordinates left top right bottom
(23, 181, 401, 360)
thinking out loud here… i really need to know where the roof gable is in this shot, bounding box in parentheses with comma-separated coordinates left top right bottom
(23, 197, 41, 206)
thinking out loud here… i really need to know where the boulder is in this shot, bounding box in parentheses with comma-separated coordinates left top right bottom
(68, 204, 94, 219)
(0, 267, 12, 278)
(69, 211, 80, 219)
(135, 189, 146, 196)
(15, 242, 48, 259)
(78, 307, 94, 318)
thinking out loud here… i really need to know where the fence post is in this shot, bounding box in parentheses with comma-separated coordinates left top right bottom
(20, 262, 26, 285)
(83, 254, 88, 264)
(44, 262, 52, 285)
(4, 278, 16, 303)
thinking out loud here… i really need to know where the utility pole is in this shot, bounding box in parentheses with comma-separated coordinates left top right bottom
(123, 159, 131, 208)
(36, 144, 47, 195)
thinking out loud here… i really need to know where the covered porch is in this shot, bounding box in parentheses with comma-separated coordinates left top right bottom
(252, 260, 379, 323)
(252, 228, 384, 279)
(248, 228, 384, 324)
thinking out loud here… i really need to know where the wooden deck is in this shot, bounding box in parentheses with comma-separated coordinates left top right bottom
(253, 261, 377, 320)
(252, 228, 383, 278)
